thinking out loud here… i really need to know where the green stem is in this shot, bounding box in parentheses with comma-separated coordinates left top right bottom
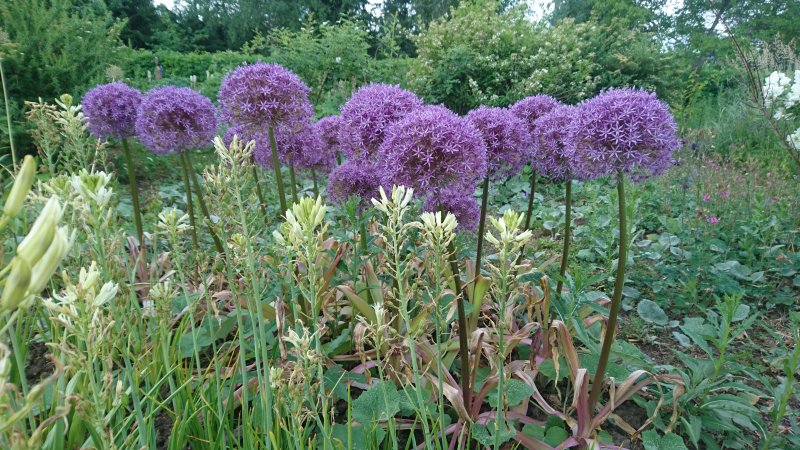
(121, 139, 144, 244)
(251, 164, 268, 219)
(288, 158, 299, 204)
(268, 127, 287, 217)
(0, 59, 16, 170)
(475, 175, 490, 277)
(446, 241, 472, 414)
(311, 169, 319, 197)
(588, 170, 626, 413)
(523, 169, 537, 231)
(556, 179, 572, 296)
(761, 328, 800, 450)
(179, 154, 199, 250)
(183, 152, 225, 255)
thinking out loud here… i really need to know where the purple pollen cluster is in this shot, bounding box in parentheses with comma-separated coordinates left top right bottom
(338, 83, 424, 160)
(327, 159, 383, 209)
(377, 105, 487, 195)
(218, 62, 313, 130)
(135, 86, 217, 155)
(510, 94, 561, 136)
(573, 88, 680, 180)
(530, 105, 584, 182)
(316, 115, 344, 158)
(424, 187, 480, 231)
(82, 82, 143, 140)
(465, 106, 532, 180)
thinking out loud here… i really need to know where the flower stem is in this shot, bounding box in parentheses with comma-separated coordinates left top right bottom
(268, 126, 287, 217)
(183, 152, 225, 255)
(446, 241, 472, 414)
(121, 138, 144, 244)
(523, 168, 537, 231)
(556, 179, 572, 295)
(251, 164, 268, 219)
(588, 170, 627, 412)
(288, 158, 299, 204)
(475, 175, 490, 277)
(179, 152, 199, 250)
(1, 59, 17, 170)
(311, 169, 319, 197)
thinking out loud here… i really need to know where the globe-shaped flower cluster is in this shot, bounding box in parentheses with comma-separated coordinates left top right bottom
(510, 94, 561, 136)
(377, 105, 487, 194)
(327, 159, 382, 209)
(218, 62, 313, 131)
(531, 105, 583, 182)
(573, 88, 680, 179)
(338, 83, 424, 160)
(82, 82, 143, 140)
(465, 106, 532, 180)
(135, 86, 218, 155)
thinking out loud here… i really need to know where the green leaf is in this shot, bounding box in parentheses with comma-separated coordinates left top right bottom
(330, 423, 385, 449)
(544, 426, 568, 447)
(471, 420, 517, 447)
(732, 304, 750, 322)
(637, 299, 668, 325)
(352, 381, 402, 425)
(643, 430, 688, 450)
(488, 379, 534, 408)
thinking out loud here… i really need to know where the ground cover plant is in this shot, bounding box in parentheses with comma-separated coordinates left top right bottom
(1, 1, 799, 449)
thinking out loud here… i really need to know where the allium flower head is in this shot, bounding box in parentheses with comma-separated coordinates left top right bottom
(316, 115, 344, 158)
(573, 88, 680, 179)
(275, 121, 334, 171)
(82, 82, 143, 140)
(136, 86, 217, 155)
(466, 106, 532, 180)
(218, 62, 313, 130)
(326, 159, 382, 209)
(510, 94, 561, 136)
(531, 105, 583, 181)
(338, 83, 424, 159)
(423, 186, 479, 231)
(377, 105, 487, 195)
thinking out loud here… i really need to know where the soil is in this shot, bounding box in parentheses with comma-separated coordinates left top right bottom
(25, 341, 54, 384)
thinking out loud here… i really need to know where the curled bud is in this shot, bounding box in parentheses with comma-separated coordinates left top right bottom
(4, 155, 36, 218)
(16, 197, 62, 265)
(1, 257, 32, 312)
(28, 227, 71, 295)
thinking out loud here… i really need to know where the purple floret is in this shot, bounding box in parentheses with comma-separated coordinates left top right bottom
(135, 86, 217, 155)
(219, 62, 313, 130)
(510, 95, 561, 137)
(573, 88, 680, 180)
(338, 83, 424, 160)
(327, 159, 383, 210)
(82, 82, 143, 140)
(465, 106, 532, 180)
(530, 105, 585, 182)
(377, 105, 487, 195)
(316, 115, 344, 158)
(424, 187, 480, 231)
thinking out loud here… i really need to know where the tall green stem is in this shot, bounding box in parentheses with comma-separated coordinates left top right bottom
(556, 179, 572, 295)
(179, 153, 199, 250)
(121, 139, 144, 244)
(268, 126, 287, 217)
(588, 170, 626, 413)
(475, 175, 490, 277)
(1, 59, 16, 169)
(288, 158, 299, 204)
(446, 241, 472, 413)
(183, 152, 225, 255)
(523, 169, 537, 231)
(311, 169, 319, 197)
(251, 164, 268, 219)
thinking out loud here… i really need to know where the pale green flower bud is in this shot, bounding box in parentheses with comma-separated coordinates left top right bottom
(16, 197, 62, 265)
(28, 226, 71, 295)
(4, 155, 36, 218)
(1, 257, 31, 312)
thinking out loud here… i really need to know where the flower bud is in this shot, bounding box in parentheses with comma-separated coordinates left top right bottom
(16, 197, 62, 265)
(28, 227, 71, 295)
(1, 257, 31, 312)
(3, 155, 36, 218)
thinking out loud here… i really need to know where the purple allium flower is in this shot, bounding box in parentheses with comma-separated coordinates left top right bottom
(465, 106, 532, 180)
(136, 86, 217, 155)
(82, 82, 143, 140)
(338, 83, 424, 160)
(218, 62, 313, 130)
(510, 94, 561, 136)
(423, 187, 480, 231)
(316, 115, 344, 158)
(573, 88, 680, 180)
(275, 121, 334, 171)
(327, 159, 382, 209)
(530, 105, 585, 182)
(377, 105, 487, 195)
